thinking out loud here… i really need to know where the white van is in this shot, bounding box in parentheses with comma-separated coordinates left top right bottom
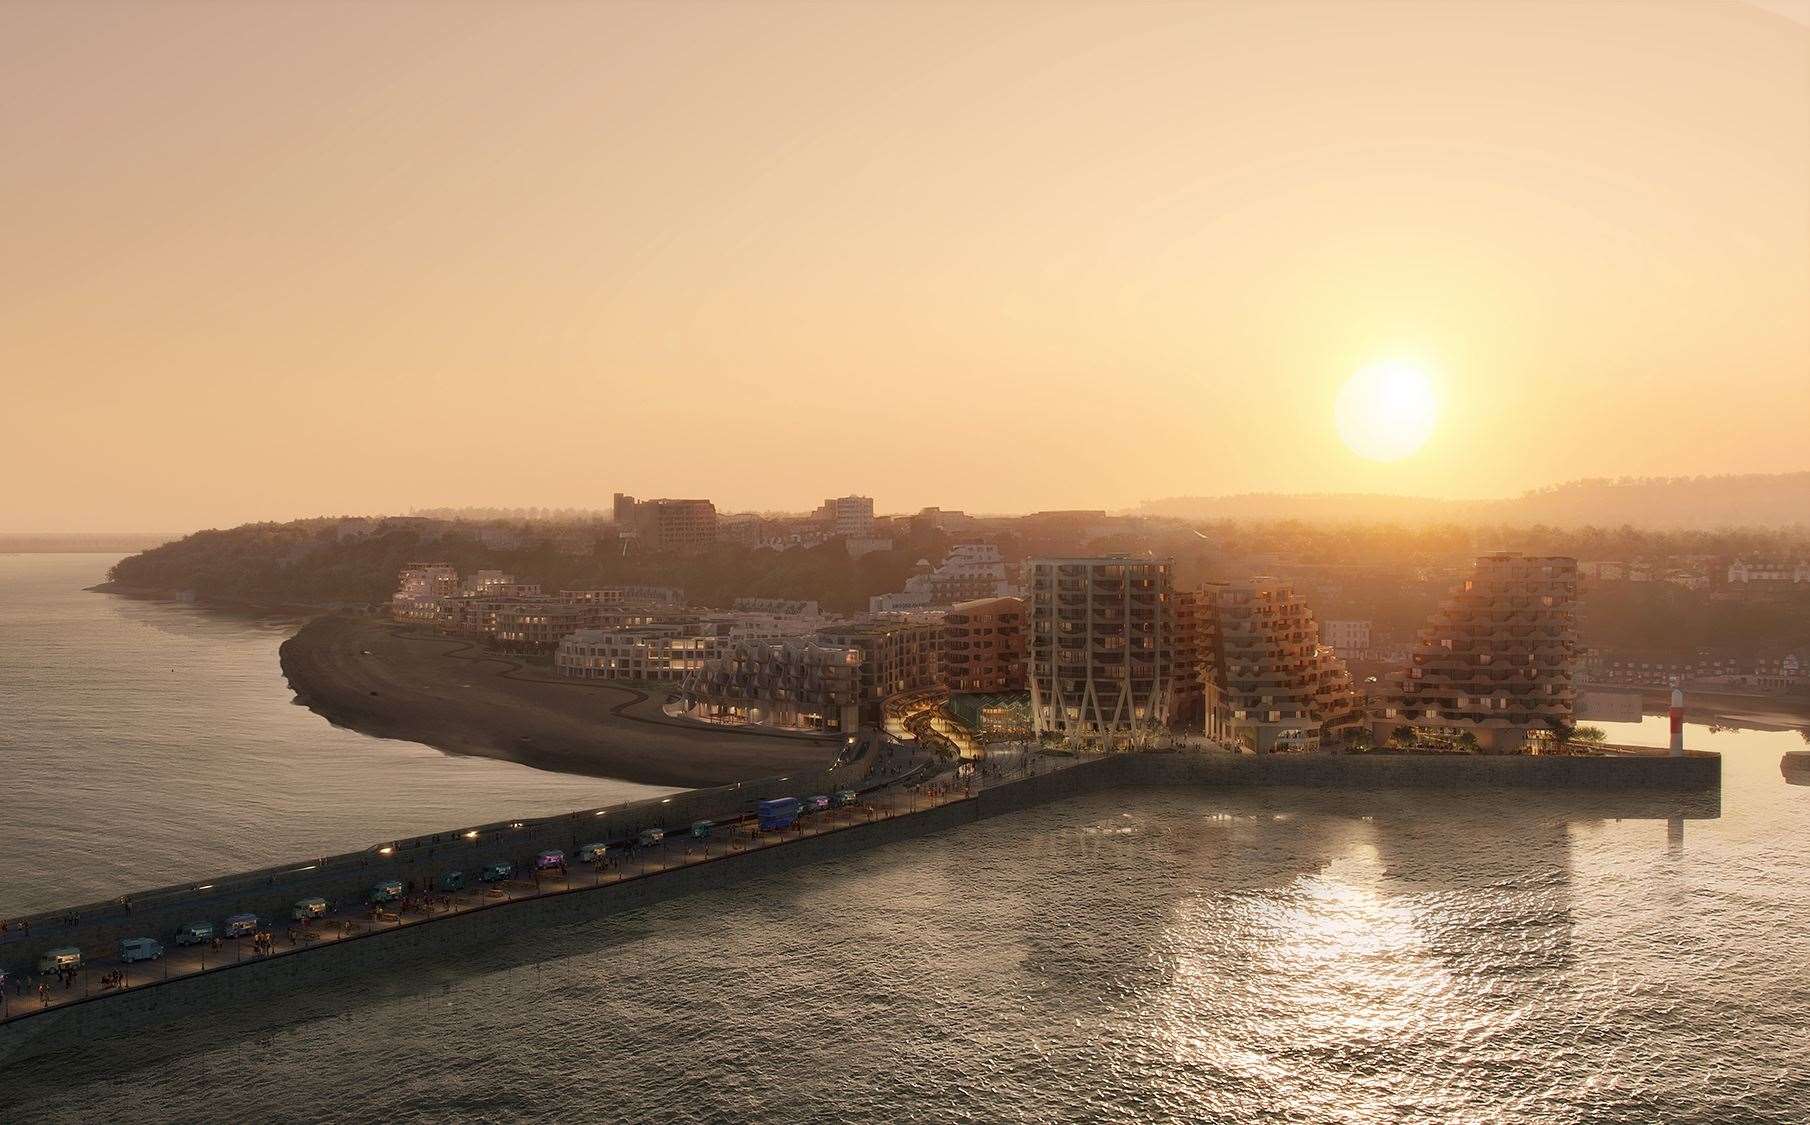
(120, 937, 165, 963)
(291, 896, 329, 921)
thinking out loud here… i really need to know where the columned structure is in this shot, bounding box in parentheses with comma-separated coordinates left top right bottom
(1027, 557, 1176, 747)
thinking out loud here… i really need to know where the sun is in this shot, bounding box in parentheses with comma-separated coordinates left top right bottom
(1335, 359, 1438, 462)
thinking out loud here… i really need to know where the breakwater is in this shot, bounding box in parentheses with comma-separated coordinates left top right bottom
(0, 748, 1718, 1067)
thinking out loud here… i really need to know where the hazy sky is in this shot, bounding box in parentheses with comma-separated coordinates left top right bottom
(2, 1, 1805, 531)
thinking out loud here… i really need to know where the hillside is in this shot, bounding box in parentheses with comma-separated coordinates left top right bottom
(1140, 472, 1810, 529)
(101, 519, 942, 614)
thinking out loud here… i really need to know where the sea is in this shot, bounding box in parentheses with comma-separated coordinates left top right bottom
(3, 553, 1809, 1122)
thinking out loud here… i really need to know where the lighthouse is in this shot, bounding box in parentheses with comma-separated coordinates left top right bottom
(1669, 686, 1686, 757)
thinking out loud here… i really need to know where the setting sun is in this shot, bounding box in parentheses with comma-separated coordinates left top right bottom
(1335, 360, 1439, 463)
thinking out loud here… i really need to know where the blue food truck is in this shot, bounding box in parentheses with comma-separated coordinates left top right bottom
(757, 797, 801, 831)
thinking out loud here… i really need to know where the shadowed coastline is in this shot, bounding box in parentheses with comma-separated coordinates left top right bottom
(277, 616, 838, 787)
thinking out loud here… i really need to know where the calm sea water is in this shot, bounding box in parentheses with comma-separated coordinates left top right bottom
(4, 554, 1810, 1121)
(0, 555, 668, 916)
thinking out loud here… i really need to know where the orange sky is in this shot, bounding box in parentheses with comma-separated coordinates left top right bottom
(2, 1, 1805, 531)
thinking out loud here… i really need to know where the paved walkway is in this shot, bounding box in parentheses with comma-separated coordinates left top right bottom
(0, 750, 1079, 1026)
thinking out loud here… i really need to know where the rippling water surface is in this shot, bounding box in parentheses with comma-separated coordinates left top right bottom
(0, 555, 667, 915)
(4, 554, 1810, 1122)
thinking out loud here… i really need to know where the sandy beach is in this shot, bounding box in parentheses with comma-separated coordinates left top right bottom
(278, 616, 839, 787)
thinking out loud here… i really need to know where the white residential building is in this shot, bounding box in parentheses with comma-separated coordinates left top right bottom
(1728, 559, 1810, 584)
(1319, 619, 1372, 656)
(870, 543, 1012, 612)
(555, 625, 724, 682)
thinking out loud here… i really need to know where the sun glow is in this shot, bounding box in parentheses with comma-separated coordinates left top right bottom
(1335, 360, 1439, 462)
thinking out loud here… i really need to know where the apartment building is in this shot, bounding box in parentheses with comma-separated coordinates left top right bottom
(733, 597, 821, 619)
(555, 624, 724, 682)
(1727, 559, 1810, 584)
(815, 618, 943, 720)
(491, 602, 595, 651)
(940, 596, 1026, 693)
(869, 543, 1013, 612)
(612, 493, 718, 552)
(1378, 553, 1579, 751)
(390, 563, 460, 623)
(1319, 619, 1372, 656)
(461, 571, 541, 598)
(813, 495, 876, 538)
(1026, 557, 1178, 746)
(1197, 578, 1357, 752)
(561, 585, 687, 607)
(395, 563, 459, 601)
(1170, 588, 1211, 727)
(681, 636, 865, 732)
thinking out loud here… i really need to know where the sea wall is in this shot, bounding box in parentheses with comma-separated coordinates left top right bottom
(0, 749, 1718, 1066)
(1115, 747, 1722, 794)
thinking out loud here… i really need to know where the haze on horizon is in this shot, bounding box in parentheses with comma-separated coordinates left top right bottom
(2, 1, 1806, 533)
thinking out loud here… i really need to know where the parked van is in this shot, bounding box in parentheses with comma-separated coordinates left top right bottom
(223, 914, 258, 938)
(36, 947, 82, 974)
(291, 896, 329, 921)
(479, 862, 514, 883)
(174, 921, 215, 946)
(119, 937, 164, 964)
(534, 850, 566, 871)
(575, 842, 610, 864)
(804, 794, 831, 813)
(368, 880, 404, 904)
(636, 828, 665, 847)
(436, 871, 465, 892)
(831, 790, 858, 808)
(689, 819, 714, 840)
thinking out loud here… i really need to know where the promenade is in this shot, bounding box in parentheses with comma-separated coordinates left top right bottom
(0, 745, 1069, 1028)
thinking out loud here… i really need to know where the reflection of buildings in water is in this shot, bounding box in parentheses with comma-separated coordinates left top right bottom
(1363, 800, 1579, 976)
(1130, 785, 1722, 1099)
(1783, 751, 1810, 786)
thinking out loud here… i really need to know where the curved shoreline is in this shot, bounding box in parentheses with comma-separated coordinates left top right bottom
(278, 616, 838, 788)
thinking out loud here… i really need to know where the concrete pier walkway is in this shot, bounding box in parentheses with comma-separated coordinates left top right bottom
(0, 746, 1072, 1029)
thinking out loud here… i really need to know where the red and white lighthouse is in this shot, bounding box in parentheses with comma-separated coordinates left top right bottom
(1669, 686, 1686, 757)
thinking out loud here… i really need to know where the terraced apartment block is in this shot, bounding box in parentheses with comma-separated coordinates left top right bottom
(1378, 553, 1579, 751)
(1198, 578, 1358, 752)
